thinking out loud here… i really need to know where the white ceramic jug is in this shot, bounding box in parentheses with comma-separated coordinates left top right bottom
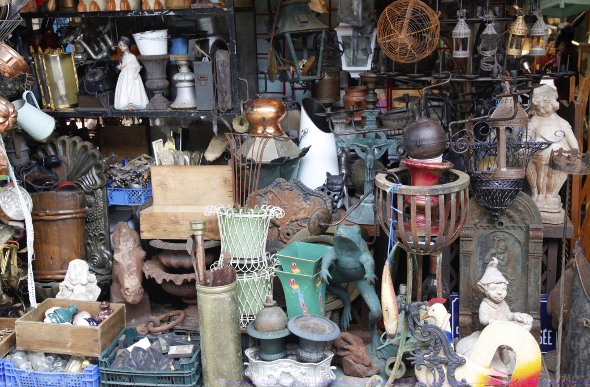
(12, 91, 55, 142)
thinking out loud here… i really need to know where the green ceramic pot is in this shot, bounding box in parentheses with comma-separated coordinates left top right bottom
(275, 267, 325, 318)
(276, 242, 332, 276)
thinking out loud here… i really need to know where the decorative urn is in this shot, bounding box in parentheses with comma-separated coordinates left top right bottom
(246, 295, 290, 361)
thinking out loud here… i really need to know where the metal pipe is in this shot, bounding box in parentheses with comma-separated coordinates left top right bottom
(74, 35, 106, 60)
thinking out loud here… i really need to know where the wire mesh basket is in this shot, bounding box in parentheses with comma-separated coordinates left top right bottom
(205, 204, 284, 272)
(204, 204, 284, 327)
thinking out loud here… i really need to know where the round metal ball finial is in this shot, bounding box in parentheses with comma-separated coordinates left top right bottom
(402, 117, 448, 159)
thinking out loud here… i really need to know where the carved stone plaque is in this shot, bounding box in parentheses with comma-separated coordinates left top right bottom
(247, 178, 331, 254)
(459, 192, 543, 339)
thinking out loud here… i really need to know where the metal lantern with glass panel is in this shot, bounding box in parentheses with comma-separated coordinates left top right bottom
(268, 0, 327, 83)
(529, 8, 548, 56)
(478, 13, 499, 72)
(506, 5, 528, 56)
(336, 0, 376, 77)
(452, 9, 470, 59)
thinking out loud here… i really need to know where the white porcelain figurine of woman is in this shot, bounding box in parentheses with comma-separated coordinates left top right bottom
(114, 36, 149, 110)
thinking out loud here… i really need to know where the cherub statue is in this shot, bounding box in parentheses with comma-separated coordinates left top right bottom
(526, 84, 579, 224)
(56, 259, 101, 301)
(320, 225, 383, 356)
(456, 258, 533, 374)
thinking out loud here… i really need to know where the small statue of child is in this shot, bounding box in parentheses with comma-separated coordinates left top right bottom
(477, 258, 533, 331)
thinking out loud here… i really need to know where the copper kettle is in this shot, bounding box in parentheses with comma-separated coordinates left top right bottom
(246, 98, 287, 136)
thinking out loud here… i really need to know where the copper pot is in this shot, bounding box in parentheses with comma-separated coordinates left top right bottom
(0, 43, 28, 78)
(343, 86, 367, 122)
(246, 98, 287, 136)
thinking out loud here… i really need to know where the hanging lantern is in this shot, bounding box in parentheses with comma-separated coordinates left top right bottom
(529, 8, 548, 56)
(452, 9, 471, 59)
(506, 5, 528, 57)
(478, 13, 498, 57)
(336, 0, 376, 77)
(269, 0, 328, 83)
(335, 26, 377, 78)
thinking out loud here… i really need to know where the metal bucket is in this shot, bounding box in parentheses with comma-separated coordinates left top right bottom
(196, 280, 244, 386)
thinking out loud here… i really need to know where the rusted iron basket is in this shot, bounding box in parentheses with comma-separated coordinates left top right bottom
(375, 167, 469, 255)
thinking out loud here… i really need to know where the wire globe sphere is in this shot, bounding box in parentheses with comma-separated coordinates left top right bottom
(377, 0, 440, 64)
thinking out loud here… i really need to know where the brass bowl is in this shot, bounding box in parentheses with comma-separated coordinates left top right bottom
(0, 43, 27, 78)
(246, 98, 287, 136)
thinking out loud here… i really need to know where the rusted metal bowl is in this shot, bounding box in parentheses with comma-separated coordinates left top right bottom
(246, 98, 287, 136)
(0, 43, 28, 78)
(375, 167, 469, 255)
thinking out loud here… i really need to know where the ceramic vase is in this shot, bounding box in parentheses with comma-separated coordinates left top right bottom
(342, 86, 368, 122)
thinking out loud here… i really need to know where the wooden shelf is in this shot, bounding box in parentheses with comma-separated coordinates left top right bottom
(20, 7, 234, 19)
(42, 107, 237, 118)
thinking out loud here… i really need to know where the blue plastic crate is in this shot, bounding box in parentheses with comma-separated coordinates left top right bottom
(99, 327, 201, 386)
(3, 359, 99, 387)
(106, 185, 152, 206)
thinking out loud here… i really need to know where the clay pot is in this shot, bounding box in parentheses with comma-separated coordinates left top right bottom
(342, 86, 368, 122)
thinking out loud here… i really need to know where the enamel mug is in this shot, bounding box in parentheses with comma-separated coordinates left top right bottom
(12, 91, 55, 142)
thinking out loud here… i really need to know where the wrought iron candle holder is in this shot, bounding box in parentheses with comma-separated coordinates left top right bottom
(449, 84, 552, 220)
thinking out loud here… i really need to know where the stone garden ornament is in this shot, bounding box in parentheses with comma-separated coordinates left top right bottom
(456, 258, 533, 375)
(526, 84, 579, 224)
(56, 259, 101, 301)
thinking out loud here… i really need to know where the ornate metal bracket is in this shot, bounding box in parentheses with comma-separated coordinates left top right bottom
(36, 136, 112, 274)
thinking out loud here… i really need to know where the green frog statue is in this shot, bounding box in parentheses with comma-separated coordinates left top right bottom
(320, 225, 383, 355)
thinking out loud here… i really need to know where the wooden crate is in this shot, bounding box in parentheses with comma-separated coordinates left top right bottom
(15, 299, 125, 357)
(140, 165, 233, 240)
(0, 318, 16, 358)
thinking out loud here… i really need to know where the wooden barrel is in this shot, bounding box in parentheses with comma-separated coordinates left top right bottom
(31, 190, 86, 280)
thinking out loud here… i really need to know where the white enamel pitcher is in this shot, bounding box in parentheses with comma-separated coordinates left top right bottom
(12, 91, 55, 142)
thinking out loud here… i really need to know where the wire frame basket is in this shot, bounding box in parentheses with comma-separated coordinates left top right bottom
(375, 167, 469, 255)
(205, 204, 285, 272)
(236, 265, 275, 327)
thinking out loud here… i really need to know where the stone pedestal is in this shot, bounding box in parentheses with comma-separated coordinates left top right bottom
(459, 192, 543, 340)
